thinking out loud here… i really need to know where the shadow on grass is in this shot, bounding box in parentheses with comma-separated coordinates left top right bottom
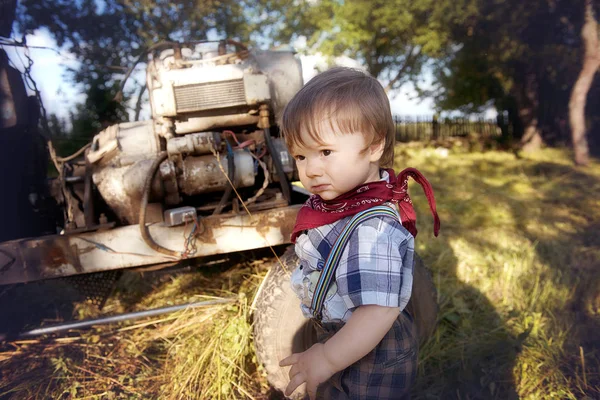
(0, 279, 83, 339)
(413, 234, 521, 400)
(410, 153, 600, 398)
(506, 161, 600, 395)
(0, 270, 121, 340)
(405, 158, 521, 399)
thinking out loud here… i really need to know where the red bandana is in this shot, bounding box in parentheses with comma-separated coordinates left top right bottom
(291, 168, 441, 243)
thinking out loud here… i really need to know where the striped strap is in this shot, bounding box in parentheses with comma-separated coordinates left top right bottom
(310, 205, 400, 321)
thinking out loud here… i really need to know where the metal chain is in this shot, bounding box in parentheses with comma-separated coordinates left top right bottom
(182, 219, 199, 258)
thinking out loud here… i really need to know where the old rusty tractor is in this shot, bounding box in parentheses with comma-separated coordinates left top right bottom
(0, 39, 438, 398)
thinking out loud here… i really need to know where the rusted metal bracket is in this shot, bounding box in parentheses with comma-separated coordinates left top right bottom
(0, 205, 300, 285)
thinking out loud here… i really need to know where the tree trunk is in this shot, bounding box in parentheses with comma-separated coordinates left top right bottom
(568, 0, 599, 166)
(513, 72, 543, 152)
(520, 110, 543, 152)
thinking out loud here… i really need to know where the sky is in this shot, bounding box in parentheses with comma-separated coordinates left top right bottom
(4, 30, 85, 121)
(4, 29, 439, 125)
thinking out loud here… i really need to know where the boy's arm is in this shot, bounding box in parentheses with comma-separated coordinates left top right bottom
(279, 304, 400, 400)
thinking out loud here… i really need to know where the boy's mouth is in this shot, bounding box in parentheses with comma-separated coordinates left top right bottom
(311, 184, 330, 192)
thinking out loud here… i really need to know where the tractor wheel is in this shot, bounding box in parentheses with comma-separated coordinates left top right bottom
(253, 246, 316, 399)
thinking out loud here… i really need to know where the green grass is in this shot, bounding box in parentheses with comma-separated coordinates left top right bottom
(398, 143, 600, 399)
(1, 142, 598, 399)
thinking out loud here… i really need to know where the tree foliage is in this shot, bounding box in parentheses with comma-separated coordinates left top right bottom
(14, 0, 600, 157)
(15, 0, 255, 139)
(71, 78, 129, 135)
(258, 0, 477, 91)
(431, 0, 595, 150)
(16, 0, 252, 103)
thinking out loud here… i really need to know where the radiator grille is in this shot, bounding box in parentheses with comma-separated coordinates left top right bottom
(174, 79, 246, 113)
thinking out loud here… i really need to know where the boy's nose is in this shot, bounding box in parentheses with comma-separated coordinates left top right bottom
(304, 158, 323, 177)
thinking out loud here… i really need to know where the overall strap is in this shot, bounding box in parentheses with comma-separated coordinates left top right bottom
(311, 205, 400, 321)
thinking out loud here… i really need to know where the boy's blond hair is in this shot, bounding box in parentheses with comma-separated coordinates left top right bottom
(280, 67, 395, 167)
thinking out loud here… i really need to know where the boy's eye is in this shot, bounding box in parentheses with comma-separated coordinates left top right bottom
(322, 150, 332, 156)
(294, 155, 305, 161)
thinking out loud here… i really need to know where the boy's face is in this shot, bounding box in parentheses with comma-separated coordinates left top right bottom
(290, 120, 384, 200)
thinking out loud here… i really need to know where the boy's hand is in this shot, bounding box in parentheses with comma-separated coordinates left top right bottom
(279, 342, 337, 400)
(279, 305, 400, 398)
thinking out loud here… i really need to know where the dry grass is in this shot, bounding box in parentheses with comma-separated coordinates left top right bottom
(0, 255, 275, 399)
(0, 141, 599, 399)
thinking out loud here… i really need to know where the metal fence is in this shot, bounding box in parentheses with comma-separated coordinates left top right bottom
(394, 115, 501, 142)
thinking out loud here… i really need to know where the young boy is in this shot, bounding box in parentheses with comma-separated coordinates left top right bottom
(278, 67, 440, 399)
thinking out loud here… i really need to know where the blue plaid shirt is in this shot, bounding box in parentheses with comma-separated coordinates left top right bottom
(290, 202, 415, 323)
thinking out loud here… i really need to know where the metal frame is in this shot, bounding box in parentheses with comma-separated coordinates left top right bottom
(0, 205, 300, 285)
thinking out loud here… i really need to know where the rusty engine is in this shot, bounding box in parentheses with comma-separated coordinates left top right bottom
(0, 40, 307, 286)
(67, 40, 303, 233)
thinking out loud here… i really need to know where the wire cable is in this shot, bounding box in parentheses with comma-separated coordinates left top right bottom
(138, 152, 182, 258)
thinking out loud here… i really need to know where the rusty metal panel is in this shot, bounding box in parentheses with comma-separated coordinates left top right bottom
(0, 235, 83, 283)
(0, 205, 301, 285)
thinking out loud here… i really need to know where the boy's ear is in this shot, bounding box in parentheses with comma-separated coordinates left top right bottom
(369, 140, 385, 162)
